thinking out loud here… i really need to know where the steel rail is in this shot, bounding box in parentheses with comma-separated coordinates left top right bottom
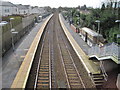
(33, 28, 48, 89)
(55, 24, 70, 88)
(61, 35, 86, 89)
(49, 34, 52, 89)
(57, 14, 86, 88)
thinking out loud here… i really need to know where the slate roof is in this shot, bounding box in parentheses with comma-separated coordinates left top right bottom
(16, 4, 27, 9)
(1, 1, 17, 7)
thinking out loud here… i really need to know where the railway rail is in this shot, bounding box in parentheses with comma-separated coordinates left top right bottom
(55, 14, 86, 88)
(12, 12, 95, 89)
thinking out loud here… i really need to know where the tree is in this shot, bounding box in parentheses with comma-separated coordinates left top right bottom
(81, 5, 87, 10)
(101, 3, 106, 11)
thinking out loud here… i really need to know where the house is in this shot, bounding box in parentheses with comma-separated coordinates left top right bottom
(39, 7, 45, 14)
(16, 4, 29, 15)
(24, 5, 32, 15)
(80, 10, 91, 15)
(31, 6, 40, 14)
(0, 1, 18, 16)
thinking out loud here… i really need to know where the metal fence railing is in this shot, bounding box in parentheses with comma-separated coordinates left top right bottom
(88, 42, 120, 63)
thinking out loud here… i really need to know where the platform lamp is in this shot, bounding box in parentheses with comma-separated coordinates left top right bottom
(115, 20, 120, 45)
(95, 20, 100, 45)
(10, 18, 18, 51)
(115, 20, 120, 30)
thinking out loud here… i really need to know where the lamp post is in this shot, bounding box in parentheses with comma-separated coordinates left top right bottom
(10, 18, 18, 51)
(76, 14, 80, 33)
(11, 29, 18, 51)
(95, 20, 100, 45)
(115, 20, 120, 45)
(115, 20, 120, 30)
(10, 18, 14, 28)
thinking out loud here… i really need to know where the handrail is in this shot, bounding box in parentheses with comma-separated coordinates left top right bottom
(88, 42, 120, 64)
(100, 61, 108, 81)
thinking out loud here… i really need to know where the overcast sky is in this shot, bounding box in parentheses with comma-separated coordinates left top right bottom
(3, 0, 106, 8)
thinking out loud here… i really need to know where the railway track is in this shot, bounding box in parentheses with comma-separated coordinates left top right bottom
(54, 14, 85, 88)
(34, 18, 52, 89)
(26, 12, 95, 89)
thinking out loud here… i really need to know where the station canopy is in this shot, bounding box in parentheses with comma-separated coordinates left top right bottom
(82, 27, 103, 37)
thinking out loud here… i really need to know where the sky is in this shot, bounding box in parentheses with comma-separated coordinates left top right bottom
(3, 0, 106, 8)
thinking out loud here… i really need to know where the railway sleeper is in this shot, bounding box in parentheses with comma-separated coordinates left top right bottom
(37, 84, 49, 87)
(70, 84, 82, 87)
(40, 63, 49, 66)
(39, 68, 49, 71)
(65, 66, 75, 68)
(39, 74, 49, 77)
(66, 68, 75, 70)
(66, 68, 75, 71)
(69, 80, 81, 83)
(37, 82, 49, 86)
(38, 78, 49, 81)
(39, 72, 49, 74)
(64, 60, 72, 63)
(67, 73, 77, 76)
(40, 67, 49, 69)
(39, 73, 49, 76)
(64, 62, 73, 64)
(39, 70, 49, 72)
(37, 80, 49, 83)
(40, 65, 49, 67)
(66, 72, 76, 74)
(38, 77, 49, 80)
(68, 76, 79, 79)
(69, 78, 80, 80)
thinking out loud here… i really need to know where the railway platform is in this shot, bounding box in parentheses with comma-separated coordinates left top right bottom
(59, 14, 100, 74)
(11, 13, 95, 89)
(10, 13, 104, 89)
(11, 14, 53, 88)
(59, 14, 118, 88)
(2, 16, 50, 88)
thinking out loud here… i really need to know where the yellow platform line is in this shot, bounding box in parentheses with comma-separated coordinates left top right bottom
(11, 14, 53, 88)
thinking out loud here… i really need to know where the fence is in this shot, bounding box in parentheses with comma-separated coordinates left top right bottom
(2, 15, 36, 56)
(88, 42, 120, 63)
(2, 13, 51, 56)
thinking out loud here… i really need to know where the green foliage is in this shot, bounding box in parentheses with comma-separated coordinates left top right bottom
(107, 26, 120, 43)
(79, 6, 119, 43)
(62, 2, 120, 44)
(2, 15, 22, 33)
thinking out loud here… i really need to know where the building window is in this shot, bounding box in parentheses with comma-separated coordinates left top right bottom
(5, 9, 9, 12)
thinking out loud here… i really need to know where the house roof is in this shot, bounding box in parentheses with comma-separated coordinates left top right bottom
(1, 1, 17, 7)
(16, 4, 27, 9)
(24, 5, 31, 9)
